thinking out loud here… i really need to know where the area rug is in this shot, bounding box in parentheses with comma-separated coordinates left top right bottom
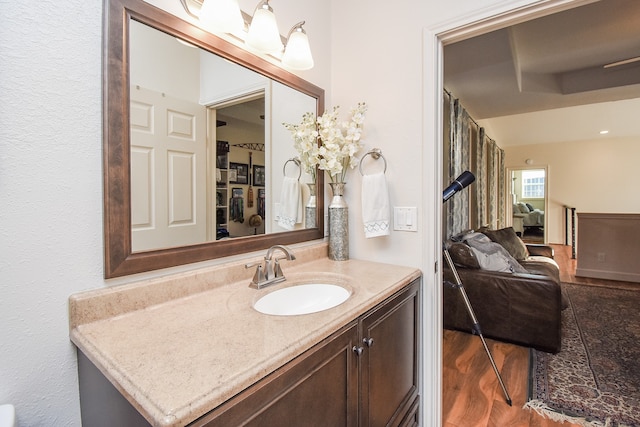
(525, 283, 640, 427)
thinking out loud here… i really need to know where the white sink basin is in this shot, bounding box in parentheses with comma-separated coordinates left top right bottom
(253, 283, 351, 316)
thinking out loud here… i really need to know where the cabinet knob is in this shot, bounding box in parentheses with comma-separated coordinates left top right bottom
(363, 337, 374, 347)
(352, 346, 364, 356)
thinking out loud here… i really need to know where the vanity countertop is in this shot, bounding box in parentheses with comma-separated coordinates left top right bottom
(69, 244, 421, 427)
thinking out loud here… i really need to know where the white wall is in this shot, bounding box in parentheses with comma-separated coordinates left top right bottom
(505, 136, 640, 244)
(1, 0, 569, 425)
(130, 20, 201, 102)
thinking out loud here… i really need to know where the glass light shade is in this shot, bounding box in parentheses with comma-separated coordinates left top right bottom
(282, 30, 314, 70)
(199, 0, 244, 34)
(246, 6, 283, 53)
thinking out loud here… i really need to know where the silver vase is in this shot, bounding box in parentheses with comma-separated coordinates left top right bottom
(305, 183, 317, 229)
(328, 182, 348, 261)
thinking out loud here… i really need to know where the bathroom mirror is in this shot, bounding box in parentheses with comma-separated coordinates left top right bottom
(104, 0, 325, 278)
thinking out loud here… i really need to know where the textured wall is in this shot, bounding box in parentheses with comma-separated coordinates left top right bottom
(0, 0, 103, 425)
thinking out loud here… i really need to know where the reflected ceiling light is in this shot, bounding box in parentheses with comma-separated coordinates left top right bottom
(246, 0, 283, 54)
(600, 130, 609, 135)
(199, 0, 244, 34)
(282, 21, 314, 70)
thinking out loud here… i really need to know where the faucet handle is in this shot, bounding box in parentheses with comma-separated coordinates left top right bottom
(245, 261, 262, 269)
(245, 261, 266, 288)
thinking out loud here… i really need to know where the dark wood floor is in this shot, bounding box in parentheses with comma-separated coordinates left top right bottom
(442, 244, 637, 427)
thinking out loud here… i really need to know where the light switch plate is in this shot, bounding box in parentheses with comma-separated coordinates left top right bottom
(393, 207, 418, 231)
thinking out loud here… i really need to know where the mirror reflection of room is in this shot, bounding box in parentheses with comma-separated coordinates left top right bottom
(127, 20, 316, 253)
(215, 97, 266, 239)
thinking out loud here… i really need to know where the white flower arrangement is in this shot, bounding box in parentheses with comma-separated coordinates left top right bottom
(284, 102, 367, 183)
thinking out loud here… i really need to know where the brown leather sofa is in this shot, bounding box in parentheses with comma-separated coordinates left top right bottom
(443, 228, 563, 354)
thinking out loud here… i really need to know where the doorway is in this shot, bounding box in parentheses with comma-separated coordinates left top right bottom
(432, 1, 598, 425)
(507, 166, 548, 243)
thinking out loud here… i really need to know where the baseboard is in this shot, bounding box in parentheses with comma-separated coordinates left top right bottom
(575, 268, 640, 284)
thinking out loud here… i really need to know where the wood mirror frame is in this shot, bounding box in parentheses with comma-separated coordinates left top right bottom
(104, 0, 325, 278)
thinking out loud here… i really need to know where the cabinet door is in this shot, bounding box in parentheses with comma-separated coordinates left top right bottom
(359, 279, 420, 427)
(193, 322, 359, 427)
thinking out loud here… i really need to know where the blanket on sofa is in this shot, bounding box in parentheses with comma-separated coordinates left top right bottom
(462, 232, 528, 274)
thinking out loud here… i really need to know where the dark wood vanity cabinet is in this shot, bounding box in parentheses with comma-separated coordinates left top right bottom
(194, 322, 360, 426)
(359, 279, 420, 427)
(195, 279, 421, 427)
(77, 279, 420, 427)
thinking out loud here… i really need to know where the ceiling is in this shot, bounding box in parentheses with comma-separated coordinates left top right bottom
(217, 97, 265, 127)
(443, 0, 640, 146)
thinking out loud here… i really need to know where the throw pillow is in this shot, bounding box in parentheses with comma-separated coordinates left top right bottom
(446, 242, 481, 269)
(463, 232, 528, 274)
(480, 226, 530, 261)
(525, 202, 535, 212)
(517, 202, 530, 213)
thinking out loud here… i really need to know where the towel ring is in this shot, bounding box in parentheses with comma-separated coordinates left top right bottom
(283, 158, 302, 180)
(359, 148, 387, 176)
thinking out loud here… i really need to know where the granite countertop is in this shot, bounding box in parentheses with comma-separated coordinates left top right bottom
(69, 243, 421, 427)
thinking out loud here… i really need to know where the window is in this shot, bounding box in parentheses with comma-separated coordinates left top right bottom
(522, 169, 545, 198)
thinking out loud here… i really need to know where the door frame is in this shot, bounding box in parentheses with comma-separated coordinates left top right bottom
(425, 0, 596, 425)
(506, 165, 549, 243)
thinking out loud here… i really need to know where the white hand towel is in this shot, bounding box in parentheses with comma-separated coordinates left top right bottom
(277, 177, 302, 230)
(361, 172, 390, 238)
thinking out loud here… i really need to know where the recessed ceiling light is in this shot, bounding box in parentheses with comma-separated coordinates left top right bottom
(599, 130, 609, 135)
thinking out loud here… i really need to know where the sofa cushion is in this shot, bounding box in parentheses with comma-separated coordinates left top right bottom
(446, 242, 481, 269)
(521, 257, 560, 280)
(520, 256, 568, 310)
(463, 232, 528, 274)
(480, 226, 530, 261)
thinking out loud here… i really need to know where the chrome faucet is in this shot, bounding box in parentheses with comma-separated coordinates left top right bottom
(246, 245, 297, 289)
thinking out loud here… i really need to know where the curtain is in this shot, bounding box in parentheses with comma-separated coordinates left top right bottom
(497, 146, 505, 228)
(443, 92, 452, 239)
(487, 139, 499, 228)
(444, 91, 505, 238)
(475, 128, 488, 227)
(446, 99, 472, 237)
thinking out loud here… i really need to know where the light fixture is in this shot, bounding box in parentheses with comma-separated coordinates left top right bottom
(282, 21, 314, 70)
(178, 0, 314, 70)
(245, 0, 283, 54)
(599, 130, 610, 135)
(199, 0, 244, 34)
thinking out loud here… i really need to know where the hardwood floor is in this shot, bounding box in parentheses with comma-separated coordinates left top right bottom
(442, 245, 589, 427)
(442, 330, 558, 427)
